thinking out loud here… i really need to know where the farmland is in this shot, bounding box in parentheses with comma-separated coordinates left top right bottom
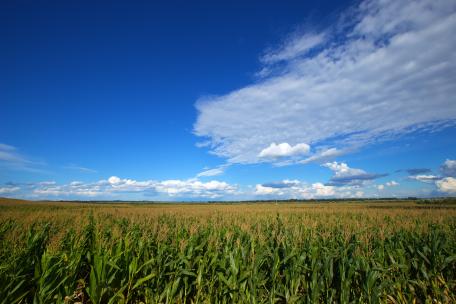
(1, 198, 456, 303)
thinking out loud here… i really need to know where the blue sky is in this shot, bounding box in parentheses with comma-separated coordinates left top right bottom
(1, 0, 456, 200)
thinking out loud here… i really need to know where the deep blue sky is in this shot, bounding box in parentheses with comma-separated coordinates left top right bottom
(1, 0, 456, 200)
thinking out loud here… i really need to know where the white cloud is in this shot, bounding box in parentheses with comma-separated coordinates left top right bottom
(436, 177, 456, 193)
(355, 191, 365, 198)
(407, 159, 456, 193)
(255, 184, 281, 195)
(324, 162, 364, 177)
(378, 180, 399, 190)
(26, 176, 237, 199)
(108, 176, 122, 185)
(300, 148, 345, 164)
(311, 183, 335, 196)
(258, 142, 310, 158)
(386, 181, 399, 187)
(409, 174, 440, 183)
(155, 179, 236, 198)
(253, 179, 361, 198)
(194, 0, 456, 164)
(323, 161, 386, 186)
(8, 175, 393, 200)
(196, 164, 230, 177)
(0, 186, 20, 194)
(197, 167, 224, 177)
(441, 159, 456, 177)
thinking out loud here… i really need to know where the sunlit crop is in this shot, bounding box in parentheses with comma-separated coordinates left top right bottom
(1, 199, 455, 303)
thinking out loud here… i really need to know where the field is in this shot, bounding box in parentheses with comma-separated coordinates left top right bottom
(1, 198, 456, 303)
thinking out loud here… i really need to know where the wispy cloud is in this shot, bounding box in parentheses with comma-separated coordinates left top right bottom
(299, 148, 347, 164)
(0, 143, 27, 163)
(194, 0, 456, 164)
(0, 143, 46, 173)
(196, 164, 230, 178)
(63, 164, 97, 173)
(260, 32, 326, 65)
(405, 168, 432, 175)
(408, 174, 440, 183)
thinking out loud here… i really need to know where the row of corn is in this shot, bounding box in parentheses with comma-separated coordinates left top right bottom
(1, 213, 455, 303)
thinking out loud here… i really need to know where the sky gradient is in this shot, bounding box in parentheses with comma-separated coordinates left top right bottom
(1, 0, 456, 200)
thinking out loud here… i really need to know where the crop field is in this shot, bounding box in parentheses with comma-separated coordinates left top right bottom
(0, 198, 456, 303)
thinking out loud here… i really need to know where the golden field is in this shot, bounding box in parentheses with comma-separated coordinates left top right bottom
(0, 198, 455, 303)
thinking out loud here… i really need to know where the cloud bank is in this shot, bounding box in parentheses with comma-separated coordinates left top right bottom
(194, 0, 456, 164)
(254, 179, 366, 199)
(19, 176, 238, 199)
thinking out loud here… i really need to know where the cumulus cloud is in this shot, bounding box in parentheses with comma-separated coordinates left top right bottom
(154, 179, 236, 198)
(194, 0, 456, 164)
(254, 179, 364, 199)
(405, 160, 456, 194)
(436, 177, 456, 193)
(378, 180, 399, 190)
(7, 174, 395, 200)
(255, 184, 281, 195)
(323, 161, 387, 186)
(258, 142, 310, 159)
(311, 183, 336, 196)
(108, 176, 122, 185)
(26, 176, 238, 199)
(441, 159, 456, 177)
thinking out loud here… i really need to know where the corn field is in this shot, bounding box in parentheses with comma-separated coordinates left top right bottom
(0, 199, 455, 303)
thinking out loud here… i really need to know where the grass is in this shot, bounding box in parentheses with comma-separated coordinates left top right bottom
(0, 198, 455, 303)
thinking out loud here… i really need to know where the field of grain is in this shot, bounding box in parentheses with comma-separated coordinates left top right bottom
(0, 198, 455, 303)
